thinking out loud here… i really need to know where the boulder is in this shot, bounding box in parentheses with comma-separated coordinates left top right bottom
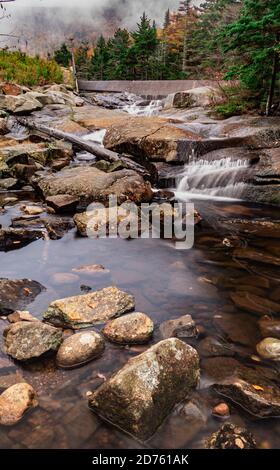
(36, 166, 153, 205)
(103, 116, 202, 163)
(0, 83, 24, 96)
(165, 86, 220, 109)
(258, 316, 280, 339)
(0, 383, 38, 426)
(46, 194, 79, 213)
(256, 338, 280, 361)
(102, 312, 154, 344)
(205, 423, 256, 449)
(0, 94, 43, 114)
(56, 330, 105, 369)
(11, 215, 74, 240)
(4, 321, 62, 361)
(159, 314, 197, 339)
(89, 338, 200, 440)
(43, 286, 135, 329)
(0, 278, 44, 315)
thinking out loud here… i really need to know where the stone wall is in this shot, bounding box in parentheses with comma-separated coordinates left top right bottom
(78, 79, 220, 98)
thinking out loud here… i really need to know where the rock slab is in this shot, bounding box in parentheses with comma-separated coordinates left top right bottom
(43, 286, 135, 329)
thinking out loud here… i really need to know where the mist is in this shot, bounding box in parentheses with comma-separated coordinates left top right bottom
(2, 1, 198, 54)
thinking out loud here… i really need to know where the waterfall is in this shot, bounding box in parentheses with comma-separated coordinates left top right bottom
(123, 99, 163, 117)
(175, 156, 251, 201)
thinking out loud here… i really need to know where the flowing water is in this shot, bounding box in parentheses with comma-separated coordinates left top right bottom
(0, 102, 280, 450)
(123, 98, 163, 117)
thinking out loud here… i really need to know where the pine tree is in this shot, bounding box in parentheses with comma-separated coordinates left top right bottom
(54, 43, 71, 67)
(90, 35, 109, 80)
(106, 28, 130, 79)
(130, 12, 158, 80)
(164, 9, 170, 29)
(222, 0, 280, 114)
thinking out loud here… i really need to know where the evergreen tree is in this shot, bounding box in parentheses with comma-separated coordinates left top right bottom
(106, 28, 130, 79)
(90, 35, 109, 80)
(54, 43, 71, 67)
(130, 12, 158, 80)
(222, 0, 280, 114)
(164, 9, 170, 29)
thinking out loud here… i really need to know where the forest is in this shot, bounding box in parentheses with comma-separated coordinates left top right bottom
(54, 0, 280, 114)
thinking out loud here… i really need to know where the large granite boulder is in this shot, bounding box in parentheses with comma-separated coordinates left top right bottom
(89, 338, 200, 440)
(43, 286, 135, 329)
(103, 116, 202, 163)
(165, 86, 221, 109)
(36, 166, 153, 205)
(4, 321, 62, 361)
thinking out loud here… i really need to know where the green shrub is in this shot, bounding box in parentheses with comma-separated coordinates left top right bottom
(0, 50, 63, 86)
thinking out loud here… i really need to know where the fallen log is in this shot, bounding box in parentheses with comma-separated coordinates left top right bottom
(16, 117, 152, 179)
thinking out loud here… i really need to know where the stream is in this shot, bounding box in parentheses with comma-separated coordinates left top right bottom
(0, 96, 280, 449)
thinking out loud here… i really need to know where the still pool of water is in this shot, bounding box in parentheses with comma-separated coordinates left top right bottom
(0, 193, 280, 449)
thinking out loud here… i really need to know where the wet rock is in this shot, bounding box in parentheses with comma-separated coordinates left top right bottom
(46, 194, 79, 213)
(198, 336, 234, 358)
(21, 205, 44, 216)
(89, 338, 200, 440)
(233, 247, 280, 267)
(4, 321, 62, 361)
(72, 264, 110, 275)
(213, 313, 260, 347)
(0, 178, 18, 190)
(213, 376, 280, 418)
(102, 312, 154, 344)
(56, 330, 105, 369)
(11, 215, 74, 240)
(36, 166, 153, 205)
(0, 383, 38, 426)
(43, 286, 135, 329)
(159, 314, 198, 339)
(0, 94, 43, 114)
(259, 316, 280, 339)
(256, 338, 280, 361)
(222, 219, 280, 239)
(8, 310, 39, 323)
(0, 227, 44, 251)
(0, 141, 73, 169)
(205, 423, 256, 449)
(0, 278, 44, 316)
(230, 291, 280, 316)
(212, 403, 230, 418)
(104, 116, 202, 163)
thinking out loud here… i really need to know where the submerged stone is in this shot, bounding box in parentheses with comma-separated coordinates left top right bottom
(258, 316, 280, 340)
(56, 330, 105, 369)
(4, 321, 62, 361)
(89, 338, 200, 440)
(43, 286, 135, 329)
(0, 383, 38, 426)
(0, 278, 44, 316)
(46, 194, 79, 213)
(213, 376, 280, 418)
(102, 312, 154, 344)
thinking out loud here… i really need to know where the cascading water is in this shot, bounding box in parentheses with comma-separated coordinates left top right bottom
(123, 99, 163, 116)
(175, 156, 251, 201)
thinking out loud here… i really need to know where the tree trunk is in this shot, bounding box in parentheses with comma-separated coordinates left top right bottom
(16, 117, 153, 179)
(266, 51, 279, 116)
